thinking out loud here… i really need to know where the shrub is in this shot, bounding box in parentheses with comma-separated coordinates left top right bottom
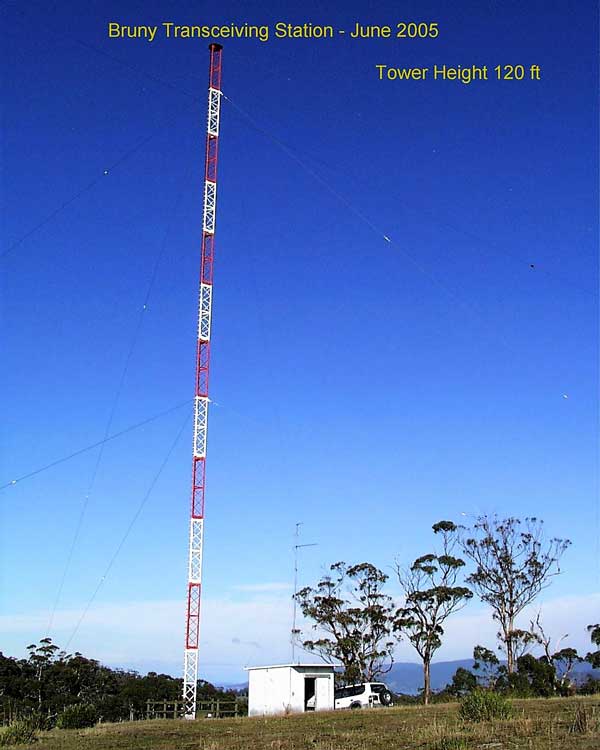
(56, 704, 98, 729)
(434, 737, 469, 749)
(0, 719, 37, 746)
(24, 714, 53, 731)
(459, 690, 513, 722)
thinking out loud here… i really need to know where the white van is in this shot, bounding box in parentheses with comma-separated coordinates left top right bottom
(334, 682, 393, 709)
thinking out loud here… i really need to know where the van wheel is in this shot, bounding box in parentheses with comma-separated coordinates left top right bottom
(379, 690, 393, 706)
(350, 702, 362, 710)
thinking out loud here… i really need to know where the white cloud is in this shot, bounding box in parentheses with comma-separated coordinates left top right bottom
(0, 592, 296, 683)
(1, 591, 598, 683)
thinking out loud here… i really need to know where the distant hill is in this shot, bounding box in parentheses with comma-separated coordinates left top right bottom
(384, 660, 475, 694)
(217, 683, 248, 694)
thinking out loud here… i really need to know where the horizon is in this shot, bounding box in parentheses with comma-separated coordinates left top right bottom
(3, 589, 598, 684)
(5, 638, 600, 692)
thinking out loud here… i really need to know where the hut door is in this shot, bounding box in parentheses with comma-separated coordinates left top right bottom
(315, 676, 330, 711)
(304, 677, 316, 711)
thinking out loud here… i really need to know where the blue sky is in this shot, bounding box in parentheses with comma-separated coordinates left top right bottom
(1, 0, 598, 683)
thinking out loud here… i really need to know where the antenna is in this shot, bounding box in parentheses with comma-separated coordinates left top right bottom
(182, 43, 223, 721)
(291, 522, 317, 661)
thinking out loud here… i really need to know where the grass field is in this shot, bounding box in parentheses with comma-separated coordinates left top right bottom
(20, 696, 600, 750)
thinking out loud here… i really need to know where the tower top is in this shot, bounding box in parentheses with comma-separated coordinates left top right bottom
(209, 43, 223, 52)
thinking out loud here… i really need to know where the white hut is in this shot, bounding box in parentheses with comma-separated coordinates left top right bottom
(246, 663, 335, 716)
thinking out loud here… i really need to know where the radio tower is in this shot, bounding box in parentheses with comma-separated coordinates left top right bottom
(183, 42, 223, 720)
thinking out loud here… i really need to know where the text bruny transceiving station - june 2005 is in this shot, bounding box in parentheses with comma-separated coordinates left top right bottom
(106, 21, 441, 42)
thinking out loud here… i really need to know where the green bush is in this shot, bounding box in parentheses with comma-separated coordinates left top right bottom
(459, 690, 513, 722)
(23, 714, 52, 731)
(434, 737, 469, 749)
(0, 719, 37, 746)
(56, 704, 98, 729)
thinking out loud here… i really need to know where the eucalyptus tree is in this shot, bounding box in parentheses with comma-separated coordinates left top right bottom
(26, 638, 61, 710)
(395, 521, 472, 704)
(458, 515, 570, 674)
(295, 562, 397, 684)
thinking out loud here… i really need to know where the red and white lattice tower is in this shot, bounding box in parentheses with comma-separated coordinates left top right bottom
(183, 42, 223, 720)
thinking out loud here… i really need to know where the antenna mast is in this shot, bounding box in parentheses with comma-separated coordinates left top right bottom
(291, 523, 317, 661)
(183, 42, 223, 720)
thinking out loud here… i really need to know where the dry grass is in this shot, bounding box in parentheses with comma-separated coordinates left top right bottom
(20, 696, 600, 750)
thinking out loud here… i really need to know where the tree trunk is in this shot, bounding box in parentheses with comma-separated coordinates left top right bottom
(37, 666, 43, 711)
(423, 658, 431, 705)
(506, 619, 515, 674)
